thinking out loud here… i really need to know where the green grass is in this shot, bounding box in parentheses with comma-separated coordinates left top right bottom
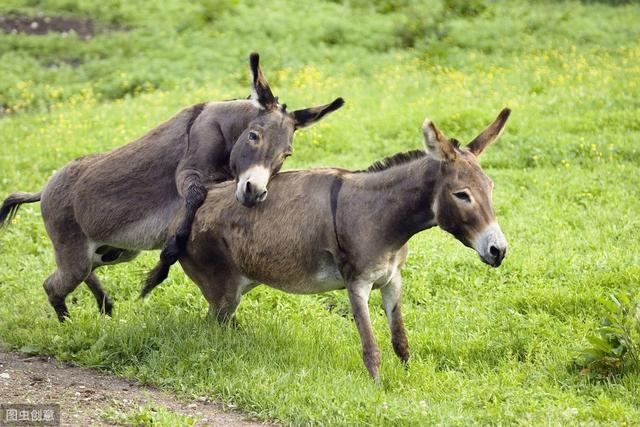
(1, 0, 640, 425)
(101, 403, 198, 426)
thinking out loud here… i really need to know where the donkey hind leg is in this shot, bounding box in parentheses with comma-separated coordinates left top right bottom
(43, 247, 92, 322)
(141, 177, 207, 298)
(84, 272, 113, 316)
(86, 248, 141, 316)
(381, 273, 410, 365)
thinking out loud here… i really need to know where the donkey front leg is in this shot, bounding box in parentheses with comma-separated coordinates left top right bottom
(173, 171, 208, 251)
(141, 171, 207, 296)
(207, 293, 241, 325)
(205, 279, 245, 325)
(210, 282, 258, 326)
(180, 256, 244, 325)
(347, 280, 381, 381)
(381, 273, 410, 365)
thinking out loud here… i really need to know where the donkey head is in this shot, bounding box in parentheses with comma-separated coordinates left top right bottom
(422, 108, 511, 267)
(230, 53, 344, 207)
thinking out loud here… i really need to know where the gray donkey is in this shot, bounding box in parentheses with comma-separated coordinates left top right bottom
(147, 108, 511, 380)
(0, 53, 344, 322)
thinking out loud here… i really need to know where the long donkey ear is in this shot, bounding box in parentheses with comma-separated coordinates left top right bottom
(467, 108, 511, 156)
(292, 97, 345, 129)
(249, 53, 277, 108)
(422, 118, 457, 161)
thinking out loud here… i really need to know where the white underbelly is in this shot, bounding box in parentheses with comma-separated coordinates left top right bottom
(108, 199, 182, 250)
(260, 261, 345, 295)
(267, 279, 345, 295)
(310, 263, 345, 292)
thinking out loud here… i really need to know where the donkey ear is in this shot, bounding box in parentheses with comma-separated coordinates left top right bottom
(467, 108, 511, 156)
(422, 119, 457, 161)
(292, 97, 345, 129)
(249, 53, 277, 108)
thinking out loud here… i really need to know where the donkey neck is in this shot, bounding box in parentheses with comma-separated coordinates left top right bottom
(182, 100, 263, 183)
(216, 100, 263, 153)
(346, 156, 441, 249)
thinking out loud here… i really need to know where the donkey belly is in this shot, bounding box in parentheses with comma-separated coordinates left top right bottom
(101, 198, 183, 250)
(307, 258, 345, 293)
(255, 253, 345, 295)
(263, 274, 345, 295)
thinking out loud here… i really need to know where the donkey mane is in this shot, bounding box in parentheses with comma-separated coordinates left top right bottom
(363, 150, 426, 173)
(224, 95, 287, 112)
(222, 96, 251, 102)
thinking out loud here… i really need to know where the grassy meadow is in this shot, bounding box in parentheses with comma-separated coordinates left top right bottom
(1, 0, 640, 425)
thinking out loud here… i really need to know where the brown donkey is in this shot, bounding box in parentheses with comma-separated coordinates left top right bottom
(0, 53, 344, 321)
(151, 108, 511, 380)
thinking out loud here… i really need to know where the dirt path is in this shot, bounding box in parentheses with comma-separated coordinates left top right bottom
(0, 352, 265, 426)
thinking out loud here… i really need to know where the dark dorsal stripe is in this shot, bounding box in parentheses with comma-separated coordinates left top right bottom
(330, 175, 344, 255)
(363, 150, 426, 174)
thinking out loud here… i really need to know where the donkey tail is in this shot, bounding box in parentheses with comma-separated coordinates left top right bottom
(140, 259, 172, 299)
(0, 191, 42, 228)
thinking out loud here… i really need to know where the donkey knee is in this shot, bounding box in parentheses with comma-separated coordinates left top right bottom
(185, 181, 207, 211)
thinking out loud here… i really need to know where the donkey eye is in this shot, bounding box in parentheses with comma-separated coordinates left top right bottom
(248, 131, 259, 141)
(453, 191, 471, 203)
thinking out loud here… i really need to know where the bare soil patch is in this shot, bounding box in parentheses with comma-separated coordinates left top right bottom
(0, 12, 94, 39)
(0, 351, 266, 426)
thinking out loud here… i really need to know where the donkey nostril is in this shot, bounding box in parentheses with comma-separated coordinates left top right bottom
(257, 189, 268, 201)
(245, 180, 253, 195)
(489, 245, 500, 258)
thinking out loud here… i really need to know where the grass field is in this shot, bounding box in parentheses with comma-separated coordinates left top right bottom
(1, 0, 640, 425)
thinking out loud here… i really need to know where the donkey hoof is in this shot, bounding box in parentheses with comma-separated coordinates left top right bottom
(219, 316, 240, 329)
(55, 310, 69, 323)
(50, 299, 69, 323)
(102, 299, 114, 317)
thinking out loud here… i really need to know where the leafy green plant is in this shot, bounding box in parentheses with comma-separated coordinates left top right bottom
(576, 292, 640, 380)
